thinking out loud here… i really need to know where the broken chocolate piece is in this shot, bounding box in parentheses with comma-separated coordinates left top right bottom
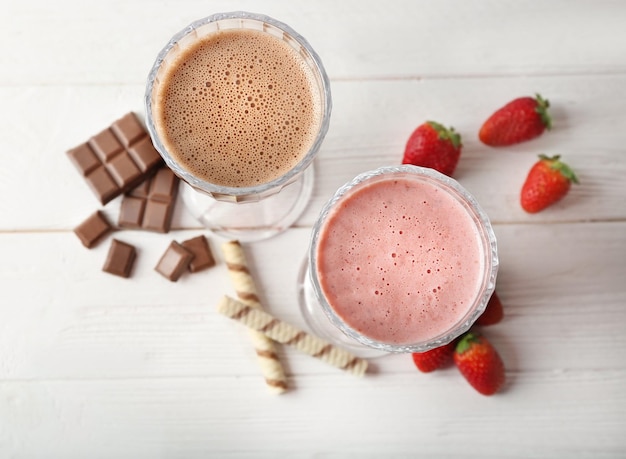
(102, 239, 137, 278)
(73, 211, 113, 248)
(66, 112, 163, 205)
(181, 235, 215, 272)
(155, 241, 194, 281)
(118, 166, 179, 233)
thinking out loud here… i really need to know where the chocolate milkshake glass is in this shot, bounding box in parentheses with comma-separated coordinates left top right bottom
(145, 12, 331, 241)
(298, 165, 499, 357)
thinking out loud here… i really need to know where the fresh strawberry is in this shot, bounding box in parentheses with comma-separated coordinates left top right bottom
(454, 332, 505, 395)
(521, 154, 579, 213)
(411, 341, 456, 373)
(479, 94, 551, 146)
(402, 121, 462, 176)
(475, 291, 504, 326)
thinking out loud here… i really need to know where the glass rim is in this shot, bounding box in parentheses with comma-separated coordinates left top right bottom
(308, 165, 499, 353)
(144, 11, 332, 198)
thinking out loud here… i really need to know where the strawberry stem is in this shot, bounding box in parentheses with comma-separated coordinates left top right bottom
(427, 121, 462, 149)
(534, 93, 552, 130)
(455, 331, 480, 354)
(538, 154, 579, 184)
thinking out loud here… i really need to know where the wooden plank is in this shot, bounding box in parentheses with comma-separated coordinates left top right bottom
(1, 74, 625, 231)
(1, 371, 624, 457)
(1, 222, 625, 380)
(2, 1, 625, 458)
(2, 0, 626, 84)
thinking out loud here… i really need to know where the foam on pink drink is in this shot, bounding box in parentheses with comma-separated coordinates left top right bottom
(315, 173, 485, 345)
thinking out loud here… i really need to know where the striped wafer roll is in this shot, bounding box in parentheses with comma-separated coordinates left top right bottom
(218, 296, 369, 377)
(221, 240, 288, 394)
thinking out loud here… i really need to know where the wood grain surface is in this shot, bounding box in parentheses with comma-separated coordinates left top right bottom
(1, 1, 625, 457)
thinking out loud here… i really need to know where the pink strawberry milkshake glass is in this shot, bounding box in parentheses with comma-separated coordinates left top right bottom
(298, 165, 498, 356)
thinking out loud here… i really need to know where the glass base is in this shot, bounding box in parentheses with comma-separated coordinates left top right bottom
(180, 166, 315, 242)
(296, 257, 388, 359)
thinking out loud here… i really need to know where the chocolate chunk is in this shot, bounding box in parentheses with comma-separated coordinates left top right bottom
(67, 143, 100, 176)
(128, 179, 151, 198)
(73, 211, 113, 248)
(128, 137, 163, 172)
(118, 196, 146, 229)
(84, 166, 119, 205)
(108, 153, 143, 188)
(118, 166, 179, 233)
(66, 112, 163, 205)
(150, 167, 179, 202)
(111, 112, 146, 147)
(90, 129, 123, 161)
(102, 239, 136, 278)
(155, 241, 194, 281)
(181, 235, 215, 272)
(143, 200, 172, 232)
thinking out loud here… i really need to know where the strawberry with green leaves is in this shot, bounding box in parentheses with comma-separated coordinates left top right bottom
(454, 332, 505, 395)
(479, 94, 551, 146)
(521, 154, 579, 213)
(402, 121, 462, 177)
(411, 341, 456, 373)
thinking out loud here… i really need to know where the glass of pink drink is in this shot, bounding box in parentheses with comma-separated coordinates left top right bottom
(299, 165, 498, 357)
(145, 12, 331, 241)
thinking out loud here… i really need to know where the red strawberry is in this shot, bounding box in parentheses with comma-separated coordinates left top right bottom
(475, 291, 504, 326)
(454, 332, 505, 395)
(411, 341, 456, 373)
(479, 94, 551, 146)
(521, 154, 579, 213)
(403, 121, 462, 176)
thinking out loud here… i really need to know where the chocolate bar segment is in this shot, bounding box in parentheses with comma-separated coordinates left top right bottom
(112, 112, 146, 147)
(118, 166, 179, 233)
(118, 196, 146, 229)
(155, 241, 194, 281)
(128, 137, 163, 173)
(150, 167, 179, 202)
(67, 143, 100, 176)
(181, 235, 216, 272)
(143, 200, 172, 232)
(85, 167, 119, 206)
(108, 153, 142, 188)
(66, 112, 163, 205)
(90, 129, 123, 161)
(73, 211, 113, 248)
(102, 239, 137, 278)
(128, 179, 151, 198)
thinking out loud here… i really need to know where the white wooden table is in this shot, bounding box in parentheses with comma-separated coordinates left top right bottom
(2, 1, 625, 457)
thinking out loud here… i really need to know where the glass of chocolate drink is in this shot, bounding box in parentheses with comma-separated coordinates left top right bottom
(145, 12, 331, 241)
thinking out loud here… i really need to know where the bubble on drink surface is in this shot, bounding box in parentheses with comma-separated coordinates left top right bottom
(154, 28, 323, 187)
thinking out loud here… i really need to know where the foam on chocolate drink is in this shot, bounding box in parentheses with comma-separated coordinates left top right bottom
(152, 28, 323, 188)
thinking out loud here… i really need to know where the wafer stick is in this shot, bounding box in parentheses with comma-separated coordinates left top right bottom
(221, 240, 288, 394)
(218, 296, 369, 377)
